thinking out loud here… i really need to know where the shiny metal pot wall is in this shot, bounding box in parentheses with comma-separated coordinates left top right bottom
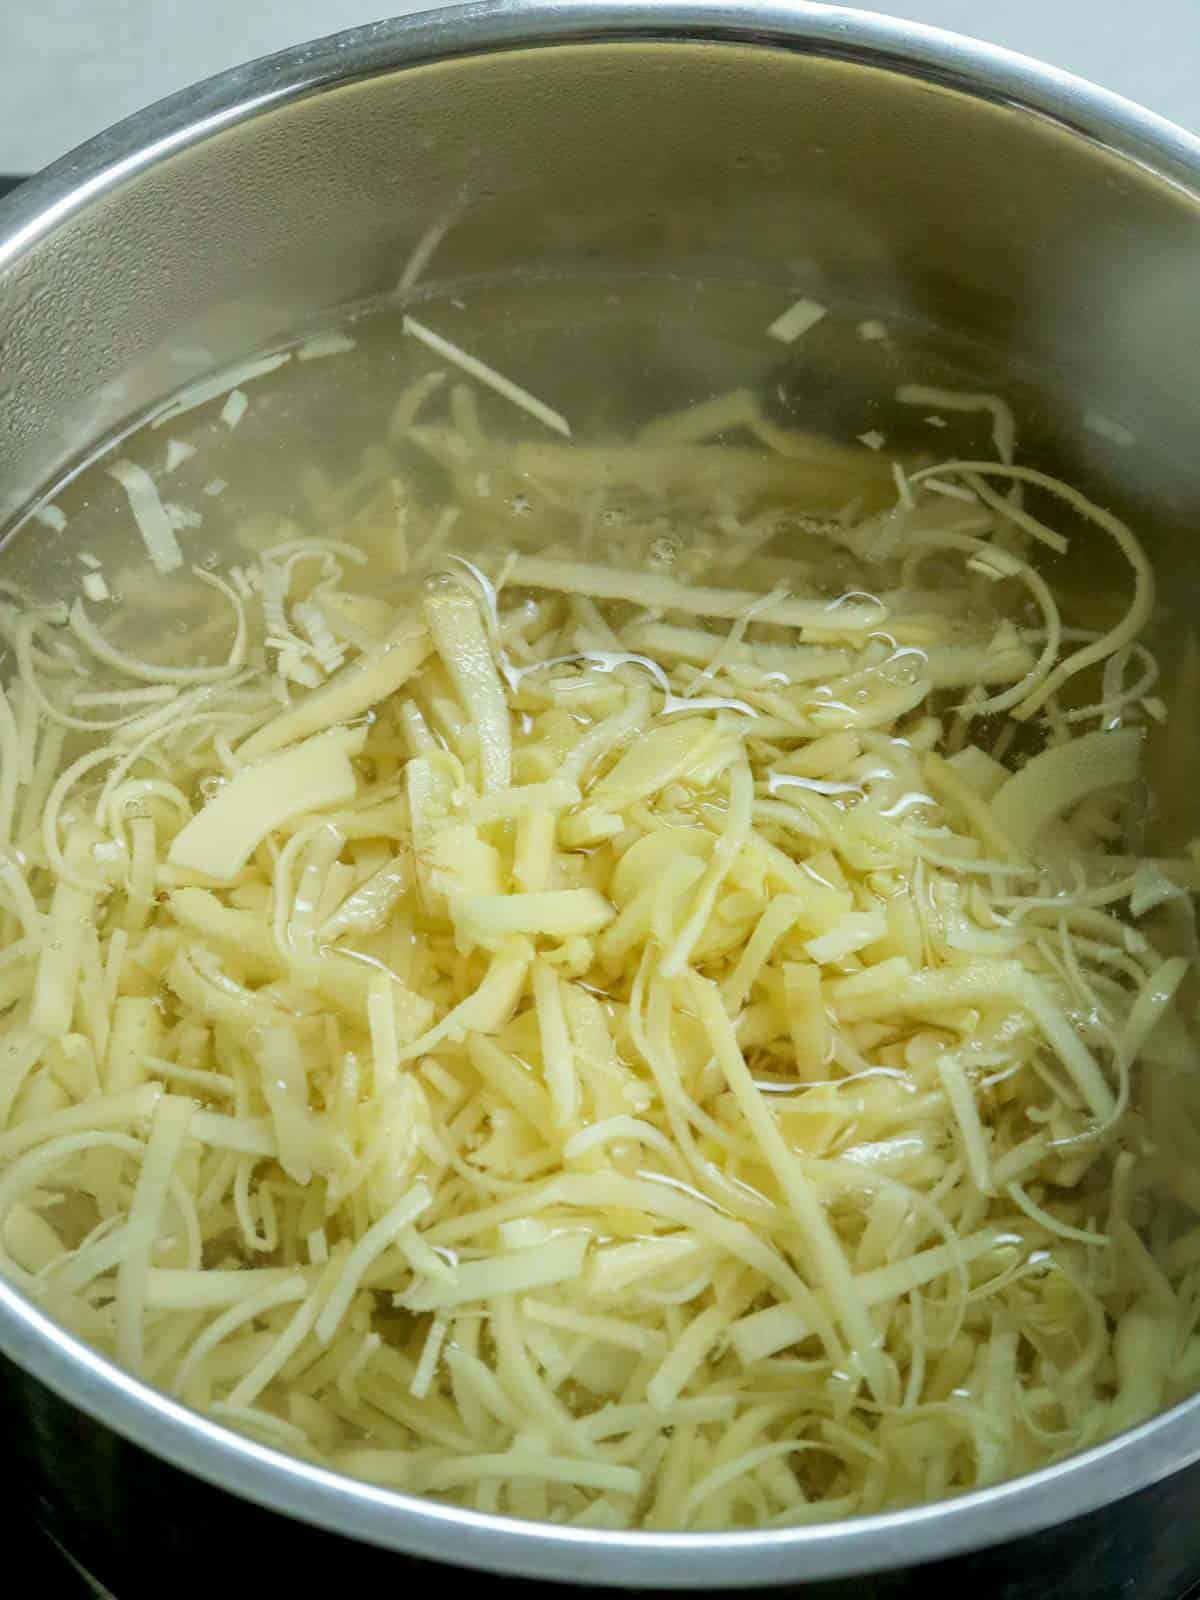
(2, 4, 1200, 1594)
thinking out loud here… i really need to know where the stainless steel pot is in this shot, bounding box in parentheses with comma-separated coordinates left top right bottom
(3, 4, 1200, 1594)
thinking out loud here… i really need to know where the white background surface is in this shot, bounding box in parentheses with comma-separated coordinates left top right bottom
(0, 0, 1195, 174)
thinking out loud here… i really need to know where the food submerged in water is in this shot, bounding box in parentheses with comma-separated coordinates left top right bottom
(0, 312, 1198, 1532)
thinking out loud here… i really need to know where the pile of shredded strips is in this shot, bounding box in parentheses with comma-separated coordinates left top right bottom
(2, 343, 1200, 1534)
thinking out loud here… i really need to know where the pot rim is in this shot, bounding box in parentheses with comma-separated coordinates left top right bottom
(3, 3, 1200, 1585)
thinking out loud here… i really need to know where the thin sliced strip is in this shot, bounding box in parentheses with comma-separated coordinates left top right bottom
(991, 728, 1143, 856)
(687, 974, 887, 1397)
(314, 1181, 431, 1342)
(115, 1095, 194, 1372)
(107, 461, 183, 574)
(403, 316, 571, 437)
(507, 557, 886, 632)
(172, 1275, 310, 1396)
(151, 353, 291, 427)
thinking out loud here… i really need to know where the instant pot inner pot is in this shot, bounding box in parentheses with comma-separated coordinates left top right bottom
(4, 27, 1200, 1600)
